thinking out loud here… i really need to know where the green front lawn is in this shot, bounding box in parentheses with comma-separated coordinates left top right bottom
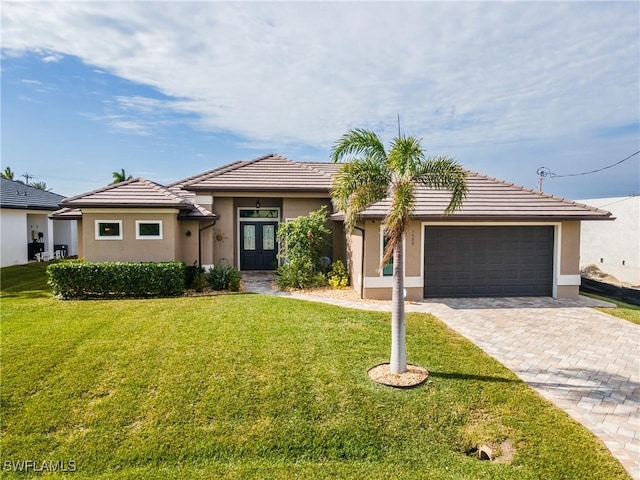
(0, 264, 629, 479)
(583, 292, 640, 325)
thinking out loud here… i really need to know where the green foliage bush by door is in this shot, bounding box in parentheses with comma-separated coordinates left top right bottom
(275, 206, 332, 289)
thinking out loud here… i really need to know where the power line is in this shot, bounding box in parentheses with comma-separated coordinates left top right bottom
(550, 150, 639, 178)
(536, 150, 639, 192)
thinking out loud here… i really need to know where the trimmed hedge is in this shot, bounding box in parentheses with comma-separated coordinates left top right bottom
(47, 261, 185, 299)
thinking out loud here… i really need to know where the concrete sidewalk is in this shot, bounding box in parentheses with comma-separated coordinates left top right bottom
(249, 275, 639, 478)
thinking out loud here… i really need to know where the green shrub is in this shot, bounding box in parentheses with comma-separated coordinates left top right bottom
(275, 206, 332, 290)
(276, 258, 326, 290)
(185, 262, 204, 289)
(191, 272, 208, 293)
(276, 205, 331, 271)
(327, 260, 349, 289)
(206, 265, 241, 291)
(47, 261, 185, 299)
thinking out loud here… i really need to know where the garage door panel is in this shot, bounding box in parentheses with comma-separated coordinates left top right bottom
(424, 226, 554, 298)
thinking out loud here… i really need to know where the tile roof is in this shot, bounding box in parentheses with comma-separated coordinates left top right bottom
(1, 178, 65, 210)
(183, 154, 335, 192)
(342, 170, 613, 221)
(60, 178, 215, 218)
(50, 207, 82, 220)
(63, 178, 194, 208)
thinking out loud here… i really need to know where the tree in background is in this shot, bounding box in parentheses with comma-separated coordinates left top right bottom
(1, 167, 15, 180)
(30, 181, 51, 191)
(331, 129, 467, 374)
(111, 168, 133, 184)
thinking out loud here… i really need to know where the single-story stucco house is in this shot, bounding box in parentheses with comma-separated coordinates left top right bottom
(1, 178, 78, 267)
(52, 154, 613, 300)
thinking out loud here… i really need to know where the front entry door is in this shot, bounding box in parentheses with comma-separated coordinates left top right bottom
(240, 222, 278, 270)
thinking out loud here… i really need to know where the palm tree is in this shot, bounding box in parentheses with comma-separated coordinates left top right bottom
(111, 168, 133, 184)
(331, 128, 468, 374)
(0, 166, 15, 180)
(30, 181, 51, 191)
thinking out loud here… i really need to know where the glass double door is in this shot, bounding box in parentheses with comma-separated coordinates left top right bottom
(240, 222, 278, 270)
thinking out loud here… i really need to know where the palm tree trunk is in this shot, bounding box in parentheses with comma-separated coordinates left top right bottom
(389, 238, 407, 374)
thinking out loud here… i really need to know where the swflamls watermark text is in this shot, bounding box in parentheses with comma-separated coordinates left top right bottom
(2, 460, 77, 473)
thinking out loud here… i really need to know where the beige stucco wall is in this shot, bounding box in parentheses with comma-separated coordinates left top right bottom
(211, 197, 234, 267)
(176, 220, 200, 266)
(282, 198, 330, 220)
(559, 221, 581, 299)
(81, 210, 179, 263)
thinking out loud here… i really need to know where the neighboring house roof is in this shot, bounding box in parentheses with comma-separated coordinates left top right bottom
(0, 178, 65, 211)
(55, 178, 215, 219)
(183, 154, 335, 192)
(339, 170, 613, 221)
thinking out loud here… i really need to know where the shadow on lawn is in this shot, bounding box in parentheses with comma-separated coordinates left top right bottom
(0, 290, 51, 300)
(428, 371, 518, 384)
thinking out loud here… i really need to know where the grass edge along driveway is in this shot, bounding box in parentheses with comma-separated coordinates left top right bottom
(0, 264, 630, 479)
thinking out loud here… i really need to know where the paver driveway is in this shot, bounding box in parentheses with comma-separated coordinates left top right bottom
(409, 297, 640, 479)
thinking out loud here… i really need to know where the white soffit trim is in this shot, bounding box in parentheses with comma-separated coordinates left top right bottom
(196, 194, 212, 205)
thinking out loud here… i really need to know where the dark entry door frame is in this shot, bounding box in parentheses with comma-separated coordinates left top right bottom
(237, 207, 281, 271)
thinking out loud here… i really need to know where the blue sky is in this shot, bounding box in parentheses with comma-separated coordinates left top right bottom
(2, 1, 639, 199)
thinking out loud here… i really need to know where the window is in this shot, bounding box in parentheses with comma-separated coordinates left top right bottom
(243, 224, 256, 250)
(382, 232, 393, 276)
(136, 221, 163, 240)
(95, 220, 122, 240)
(239, 209, 279, 219)
(263, 224, 275, 250)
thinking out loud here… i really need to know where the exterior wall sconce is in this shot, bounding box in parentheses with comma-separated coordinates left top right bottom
(186, 230, 192, 237)
(256, 199, 261, 209)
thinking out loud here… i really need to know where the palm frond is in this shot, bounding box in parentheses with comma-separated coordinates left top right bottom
(416, 156, 468, 214)
(330, 129, 387, 164)
(331, 159, 391, 232)
(387, 136, 425, 178)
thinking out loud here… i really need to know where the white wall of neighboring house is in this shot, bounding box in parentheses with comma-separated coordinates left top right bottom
(53, 219, 78, 256)
(578, 196, 640, 286)
(0, 208, 28, 267)
(1, 209, 78, 267)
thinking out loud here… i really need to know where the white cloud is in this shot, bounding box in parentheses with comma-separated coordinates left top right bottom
(2, 1, 638, 153)
(42, 53, 62, 63)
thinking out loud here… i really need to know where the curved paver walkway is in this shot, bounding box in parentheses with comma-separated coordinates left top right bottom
(242, 272, 640, 478)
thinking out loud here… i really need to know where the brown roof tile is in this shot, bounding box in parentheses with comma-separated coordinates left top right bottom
(50, 207, 82, 220)
(349, 170, 612, 221)
(184, 154, 334, 192)
(63, 178, 194, 208)
(61, 178, 215, 218)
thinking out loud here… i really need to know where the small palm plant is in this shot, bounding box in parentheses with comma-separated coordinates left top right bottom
(331, 128, 468, 374)
(111, 168, 133, 184)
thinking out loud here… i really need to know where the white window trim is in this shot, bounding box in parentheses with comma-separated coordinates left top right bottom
(363, 226, 418, 289)
(379, 225, 406, 278)
(95, 220, 123, 240)
(135, 220, 163, 240)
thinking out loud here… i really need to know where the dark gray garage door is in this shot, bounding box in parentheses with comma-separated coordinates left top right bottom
(424, 226, 554, 298)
